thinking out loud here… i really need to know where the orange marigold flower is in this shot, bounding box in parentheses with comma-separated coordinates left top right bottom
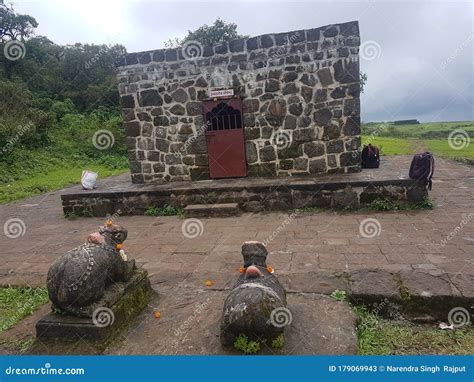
(267, 266, 274, 273)
(154, 311, 161, 319)
(106, 220, 113, 227)
(239, 266, 245, 274)
(205, 279, 213, 287)
(116, 243, 123, 250)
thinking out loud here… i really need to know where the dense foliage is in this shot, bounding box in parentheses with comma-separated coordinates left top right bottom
(165, 18, 248, 48)
(0, 2, 128, 195)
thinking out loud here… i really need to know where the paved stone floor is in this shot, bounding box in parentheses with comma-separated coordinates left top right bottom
(61, 152, 420, 197)
(0, 156, 473, 290)
(0, 155, 473, 354)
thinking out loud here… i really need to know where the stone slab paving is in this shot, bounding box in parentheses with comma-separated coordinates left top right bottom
(1, 156, 472, 291)
(0, 155, 472, 354)
(0, 161, 472, 286)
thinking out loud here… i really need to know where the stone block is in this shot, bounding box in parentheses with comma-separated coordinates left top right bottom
(245, 142, 258, 164)
(124, 121, 140, 137)
(309, 158, 327, 174)
(293, 128, 316, 142)
(340, 151, 360, 167)
(277, 143, 303, 159)
(265, 79, 280, 92)
(333, 187, 359, 209)
(121, 95, 135, 109)
(138, 89, 162, 107)
(303, 142, 325, 157)
(317, 68, 333, 87)
(284, 115, 297, 129)
(248, 162, 277, 177)
(36, 269, 152, 341)
(243, 99, 260, 113)
(326, 139, 344, 154)
(260, 145, 277, 162)
(190, 167, 210, 180)
(186, 102, 202, 116)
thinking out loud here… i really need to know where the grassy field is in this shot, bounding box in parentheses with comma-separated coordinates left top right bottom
(363, 120, 474, 139)
(362, 120, 474, 160)
(0, 162, 127, 204)
(0, 110, 129, 204)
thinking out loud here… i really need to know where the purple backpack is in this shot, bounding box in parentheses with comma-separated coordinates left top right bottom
(409, 152, 435, 190)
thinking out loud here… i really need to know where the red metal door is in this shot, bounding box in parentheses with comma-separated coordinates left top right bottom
(203, 99, 247, 179)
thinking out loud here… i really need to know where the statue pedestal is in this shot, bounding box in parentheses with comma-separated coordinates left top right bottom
(36, 269, 152, 341)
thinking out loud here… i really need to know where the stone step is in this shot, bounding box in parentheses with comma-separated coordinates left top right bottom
(184, 203, 241, 218)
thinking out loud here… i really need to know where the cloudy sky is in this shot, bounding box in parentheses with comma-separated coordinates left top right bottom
(16, 0, 473, 122)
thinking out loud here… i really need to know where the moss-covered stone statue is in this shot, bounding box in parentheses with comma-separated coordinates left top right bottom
(46, 221, 136, 317)
(220, 241, 289, 347)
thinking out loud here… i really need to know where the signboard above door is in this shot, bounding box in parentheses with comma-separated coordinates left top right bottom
(209, 89, 234, 98)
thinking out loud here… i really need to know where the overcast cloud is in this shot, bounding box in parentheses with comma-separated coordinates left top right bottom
(16, 0, 474, 122)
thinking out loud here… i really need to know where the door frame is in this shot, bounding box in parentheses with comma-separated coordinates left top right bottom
(202, 97, 247, 179)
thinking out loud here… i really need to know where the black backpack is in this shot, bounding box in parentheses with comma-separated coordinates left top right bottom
(409, 152, 435, 190)
(361, 144, 380, 168)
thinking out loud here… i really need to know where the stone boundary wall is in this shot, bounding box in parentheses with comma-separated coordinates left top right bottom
(61, 181, 427, 217)
(117, 21, 361, 183)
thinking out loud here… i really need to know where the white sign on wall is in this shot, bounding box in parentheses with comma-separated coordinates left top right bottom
(209, 89, 234, 98)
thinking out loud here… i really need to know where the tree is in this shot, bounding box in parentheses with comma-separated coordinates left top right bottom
(0, 1, 38, 42)
(164, 18, 248, 48)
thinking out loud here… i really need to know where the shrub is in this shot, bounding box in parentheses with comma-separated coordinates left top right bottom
(233, 334, 261, 354)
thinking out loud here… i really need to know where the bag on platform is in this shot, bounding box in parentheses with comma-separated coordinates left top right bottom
(409, 152, 435, 190)
(361, 144, 380, 168)
(81, 170, 98, 190)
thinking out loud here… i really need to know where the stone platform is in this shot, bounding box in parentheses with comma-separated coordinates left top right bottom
(29, 290, 358, 355)
(36, 269, 152, 341)
(61, 156, 427, 216)
(104, 291, 358, 355)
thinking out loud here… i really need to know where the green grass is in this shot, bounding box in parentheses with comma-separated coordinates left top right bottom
(0, 162, 127, 204)
(144, 205, 185, 217)
(355, 305, 474, 355)
(367, 197, 434, 211)
(0, 110, 129, 204)
(361, 136, 415, 156)
(361, 135, 474, 160)
(363, 121, 474, 139)
(362, 121, 474, 160)
(290, 206, 324, 214)
(330, 289, 347, 302)
(425, 139, 474, 160)
(0, 287, 49, 332)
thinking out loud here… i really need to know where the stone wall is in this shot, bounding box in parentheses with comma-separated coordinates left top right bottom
(61, 180, 428, 217)
(117, 21, 361, 183)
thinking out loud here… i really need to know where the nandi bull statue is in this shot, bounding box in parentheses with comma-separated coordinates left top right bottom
(220, 241, 291, 347)
(47, 221, 136, 317)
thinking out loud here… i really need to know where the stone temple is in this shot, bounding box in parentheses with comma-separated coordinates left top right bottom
(116, 21, 361, 184)
(62, 20, 427, 216)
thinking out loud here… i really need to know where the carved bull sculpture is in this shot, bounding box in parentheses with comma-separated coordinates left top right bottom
(47, 222, 135, 317)
(220, 241, 288, 347)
